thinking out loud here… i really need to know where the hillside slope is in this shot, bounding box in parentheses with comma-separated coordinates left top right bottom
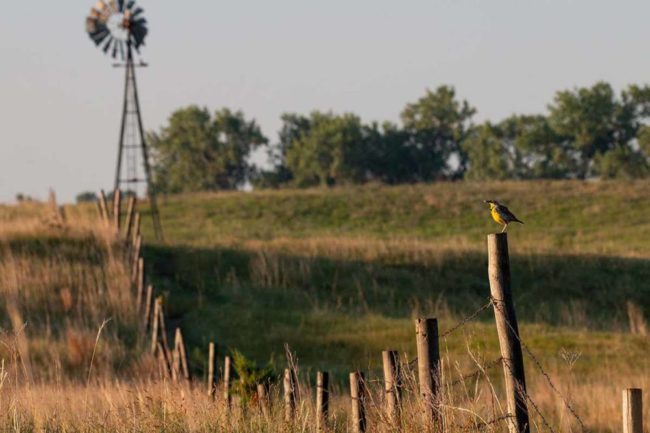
(136, 180, 650, 375)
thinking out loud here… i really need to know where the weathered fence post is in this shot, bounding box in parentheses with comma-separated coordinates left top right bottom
(415, 318, 441, 430)
(382, 350, 401, 429)
(283, 368, 297, 422)
(124, 196, 136, 240)
(488, 233, 530, 433)
(150, 296, 161, 354)
(112, 188, 121, 231)
(142, 284, 153, 330)
(350, 371, 367, 433)
(173, 328, 190, 383)
(135, 258, 145, 310)
(207, 342, 216, 398)
(132, 212, 141, 246)
(623, 388, 643, 433)
(257, 383, 271, 418)
(316, 371, 329, 432)
(99, 190, 110, 223)
(223, 355, 232, 408)
(131, 235, 142, 282)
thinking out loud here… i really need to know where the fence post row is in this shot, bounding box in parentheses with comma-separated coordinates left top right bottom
(623, 388, 643, 433)
(415, 318, 441, 431)
(487, 233, 530, 433)
(350, 371, 367, 433)
(124, 196, 136, 240)
(316, 371, 329, 432)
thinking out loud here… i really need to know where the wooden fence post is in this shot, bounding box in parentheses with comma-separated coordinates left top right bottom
(207, 342, 216, 398)
(150, 297, 161, 354)
(350, 371, 367, 433)
(415, 318, 441, 430)
(623, 388, 643, 433)
(131, 235, 142, 282)
(488, 233, 530, 433)
(135, 258, 145, 311)
(124, 196, 136, 240)
(258, 383, 271, 418)
(316, 371, 329, 432)
(142, 284, 153, 330)
(112, 189, 121, 231)
(383, 350, 401, 428)
(172, 328, 190, 383)
(223, 355, 232, 408)
(99, 190, 110, 223)
(132, 212, 141, 246)
(284, 368, 297, 422)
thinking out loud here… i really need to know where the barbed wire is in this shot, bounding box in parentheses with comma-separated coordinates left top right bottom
(447, 357, 503, 388)
(491, 297, 586, 433)
(440, 299, 494, 338)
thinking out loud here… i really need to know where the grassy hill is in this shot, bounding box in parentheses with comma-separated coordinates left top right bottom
(134, 181, 650, 377)
(2, 180, 650, 431)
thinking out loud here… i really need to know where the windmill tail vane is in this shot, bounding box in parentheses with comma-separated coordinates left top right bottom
(85, 0, 163, 241)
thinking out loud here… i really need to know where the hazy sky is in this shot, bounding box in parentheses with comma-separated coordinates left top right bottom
(2, 1, 650, 202)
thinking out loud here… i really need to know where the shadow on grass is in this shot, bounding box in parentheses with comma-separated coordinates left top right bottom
(143, 243, 650, 377)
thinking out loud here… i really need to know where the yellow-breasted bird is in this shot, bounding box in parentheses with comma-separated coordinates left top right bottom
(484, 200, 523, 233)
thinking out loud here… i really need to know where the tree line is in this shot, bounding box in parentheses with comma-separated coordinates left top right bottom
(146, 81, 650, 193)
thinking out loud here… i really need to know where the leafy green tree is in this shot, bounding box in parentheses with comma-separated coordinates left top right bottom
(400, 86, 476, 179)
(284, 111, 368, 187)
(148, 106, 267, 193)
(462, 123, 514, 180)
(547, 82, 650, 178)
(499, 115, 576, 179)
(593, 146, 648, 179)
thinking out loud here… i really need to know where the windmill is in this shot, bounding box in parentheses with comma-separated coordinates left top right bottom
(85, 0, 163, 241)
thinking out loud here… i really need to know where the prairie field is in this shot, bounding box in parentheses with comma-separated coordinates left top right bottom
(0, 180, 649, 432)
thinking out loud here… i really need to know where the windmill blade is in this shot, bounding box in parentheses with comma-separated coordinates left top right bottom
(118, 40, 125, 60)
(117, 0, 124, 12)
(112, 42, 119, 58)
(131, 7, 144, 18)
(126, 0, 135, 10)
(90, 28, 110, 45)
(103, 35, 114, 53)
(85, 17, 98, 33)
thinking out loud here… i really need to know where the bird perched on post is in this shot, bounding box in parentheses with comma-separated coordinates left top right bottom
(484, 200, 523, 233)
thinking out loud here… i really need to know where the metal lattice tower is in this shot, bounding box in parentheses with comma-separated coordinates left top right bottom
(86, 0, 163, 241)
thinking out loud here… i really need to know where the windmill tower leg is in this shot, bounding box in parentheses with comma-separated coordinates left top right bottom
(114, 42, 164, 242)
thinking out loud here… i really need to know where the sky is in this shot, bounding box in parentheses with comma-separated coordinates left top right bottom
(1, 0, 650, 203)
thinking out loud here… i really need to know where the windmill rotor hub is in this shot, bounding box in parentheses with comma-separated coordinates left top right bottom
(85, 0, 148, 59)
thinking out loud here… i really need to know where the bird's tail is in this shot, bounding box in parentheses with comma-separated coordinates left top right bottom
(514, 219, 524, 224)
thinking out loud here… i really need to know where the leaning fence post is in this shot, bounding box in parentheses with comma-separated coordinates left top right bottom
(142, 284, 153, 330)
(623, 388, 643, 433)
(488, 233, 530, 433)
(383, 350, 401, 429)
(284, 368, 297, 422)
(415, 318, 441, 430)
(207, 342, 216, 399)
(131, 235, 142, 282)
(150, 297, 161, 354)
(124, 196, 136, 239)
(316, 371, 329, 432)
(173, 328, 190, 383)
(135, 258, 145, 310)
(99, 190, 110, 223)
(350, 371, 367, 433)
(112, 188, 121, 231)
